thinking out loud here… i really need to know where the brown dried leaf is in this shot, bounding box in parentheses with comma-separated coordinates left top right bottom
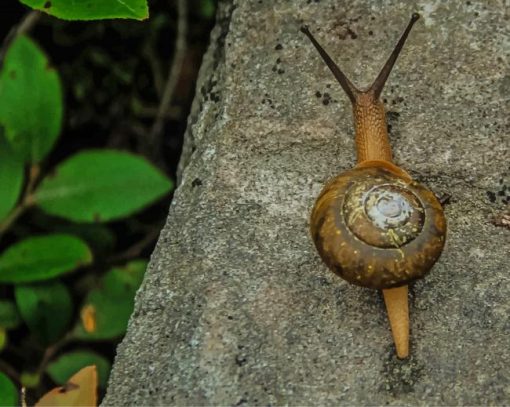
(35, 365, 97, 407)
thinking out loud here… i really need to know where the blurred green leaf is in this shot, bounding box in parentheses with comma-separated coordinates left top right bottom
(35, 150, 173, 222)
(0, 300, 22, 329)
(0, 328, 6, 351)
(29, 211, 117, 255)
(0, 133, 24, 223)
(48, 223, 116, 256)
(15, 281, 72, 344)
(20, 371, 40, 388)
(199, 0, 216, 19)
(0, 35, 62, 163)
(19, 0, 149, 21)
(47, 350, 111, 388)
(0, 372, 18, 406)
(0, 234, 92, 283)
(74, 260, 146, 340)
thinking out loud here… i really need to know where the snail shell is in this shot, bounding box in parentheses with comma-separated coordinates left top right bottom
(310, 161, 446, 289)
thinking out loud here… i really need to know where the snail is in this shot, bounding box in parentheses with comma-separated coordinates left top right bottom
(302, 13, 446, 358)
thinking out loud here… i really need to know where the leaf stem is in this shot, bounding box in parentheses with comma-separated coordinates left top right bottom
(0, 10, 40, 68)
(0, 165, 40, 240)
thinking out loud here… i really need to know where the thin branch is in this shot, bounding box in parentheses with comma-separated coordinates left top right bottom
(0, 358, 21, 384)
(107, 225, 162, 264)
(148, 0, 188, 160)
(0, 10, 41, 68)
(36, 333, 73, 376)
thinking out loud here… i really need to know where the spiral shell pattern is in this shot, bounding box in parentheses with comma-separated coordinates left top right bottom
(310, 164, 446, 289)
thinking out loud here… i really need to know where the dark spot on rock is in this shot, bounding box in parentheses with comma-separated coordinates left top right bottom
(277, 68, 285, 74)
(487, 191, 496, 203)
(276, 58, 281, 64)
(438, 193, 452, 206)
(272, 66, 277, 72)
(227, 315, 234, 320)
(44, 1, 51, 8)
(316, 276, 331, 286)
(275, 43, 283, 50)
(191, 178, 202, 187)
(210, 92, 220, 103)
(235, 398, 248, 406)
(235, 354, 247, 366)
(322, 92, 332, 105)
(315, 91, 321, 98)
(368, 30, 374, 36)
(347, 28, 357, 39)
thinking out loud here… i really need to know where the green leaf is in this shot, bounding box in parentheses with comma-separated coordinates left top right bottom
(20, 371, 40, 389)
(0, 132, 24, 223)
(0, 300, 22, 329)
(74, 261, 146, 340)
(0, 234, 92, 283)
(15, 281, 72, 344)
(19, 0, 149, 21)
(47, 350, 111, 388)
(35, 150, 173, 222)
(199, 0, 216, 19)
(0, 36, 62, 163)
(0, 372, 18, 406)
(0, 328, 6, 351)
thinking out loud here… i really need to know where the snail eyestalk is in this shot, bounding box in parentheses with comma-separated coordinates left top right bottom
(370, 13, 420, 98)
(300, 13, 420, 101)
(300, 25, 359, 103)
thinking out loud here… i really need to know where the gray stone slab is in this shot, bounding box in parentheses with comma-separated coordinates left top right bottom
(103, 0, 510, 405)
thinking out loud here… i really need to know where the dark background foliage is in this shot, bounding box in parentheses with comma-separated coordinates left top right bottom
(0, 0, 216, 403)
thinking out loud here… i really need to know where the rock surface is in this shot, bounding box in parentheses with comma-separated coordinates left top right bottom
(103, 0, 509, 405)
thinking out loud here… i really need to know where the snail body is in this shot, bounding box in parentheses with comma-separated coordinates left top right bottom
(302, 14, 446, 357)
(303, 13, 446, 290)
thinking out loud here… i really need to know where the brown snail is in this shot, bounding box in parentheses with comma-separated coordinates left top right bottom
(302, 14, 446, 358)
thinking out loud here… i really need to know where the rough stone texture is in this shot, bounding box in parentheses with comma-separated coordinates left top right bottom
(103, 0, 509, 405)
